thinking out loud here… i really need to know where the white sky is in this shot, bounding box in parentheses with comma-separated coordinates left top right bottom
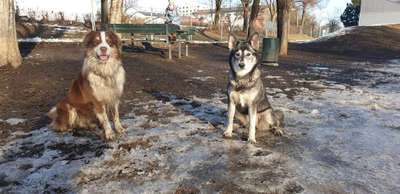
(312, 0, 352, 25)
(16, 0, 351, 24)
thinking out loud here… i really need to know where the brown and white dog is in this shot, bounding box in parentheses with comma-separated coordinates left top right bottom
(47, 31, 126, 140)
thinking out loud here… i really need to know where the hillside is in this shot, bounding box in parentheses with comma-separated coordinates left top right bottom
(294, 25, 400, 60)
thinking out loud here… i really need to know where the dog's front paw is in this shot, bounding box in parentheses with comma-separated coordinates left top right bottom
(223, 130, 233, 138)
(272, 128, 284, 136)
(105, 130, 116, 141)
(247, 137, 257, 144)
(115, 125, 126, 134)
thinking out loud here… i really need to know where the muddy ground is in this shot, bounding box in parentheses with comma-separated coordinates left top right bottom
(1, 41, 389, 134)
(0, 33, 400, 193)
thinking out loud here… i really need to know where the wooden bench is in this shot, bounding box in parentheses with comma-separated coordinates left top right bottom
(109, 24, 194, 60)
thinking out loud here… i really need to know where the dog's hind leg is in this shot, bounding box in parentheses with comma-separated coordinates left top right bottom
(258, 109, 284, 136)
(264, 109, 284, 136)
(112, 101, 126, 134)
(94, 103, 115, 140)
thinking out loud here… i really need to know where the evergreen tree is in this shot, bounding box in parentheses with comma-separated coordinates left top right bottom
(340, 3, 360, 27)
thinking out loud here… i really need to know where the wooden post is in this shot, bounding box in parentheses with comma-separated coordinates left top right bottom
(101, 0, 109, 30)
(178, 42, 182, 58)
(168, 44, 172, 60)
(185, 44, 189, 57)
(166, 24, 172, 60)
(130, 32, 134, 47)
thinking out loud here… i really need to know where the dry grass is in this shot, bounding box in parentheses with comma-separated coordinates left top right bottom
(289, 33, 314, 42)
(386, 24, 400, 30)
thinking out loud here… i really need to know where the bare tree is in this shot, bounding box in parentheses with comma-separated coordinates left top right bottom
(110, 0, 123, 24)
(0, 0, 22, 68)
(41, 11, 49, 23)
(101, 0, 109, 29)
(241, 0, 250, 32)
(214, 0, 223, 28)
(277, 0, 291, 56)
(58, 12, 65, 24)
(295, 0, 318, 34)
(351, 0, 361, 6)
(123, 0, 138, 14)
(248, 0, 260, 36)
(327, 19, 340, 33)
(266, 0, 277, 22)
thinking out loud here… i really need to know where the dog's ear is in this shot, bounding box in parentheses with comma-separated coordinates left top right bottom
(228, 35, 237, 51)
(107, 31, 121, 48)
(83, 31, 98, 47)
(248, 33, 260, 50)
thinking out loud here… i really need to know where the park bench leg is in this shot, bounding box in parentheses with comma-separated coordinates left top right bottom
(130, 33, 134, 47)
(168, 44, 172, 60)
(178, 42, 182, 59)
(185, 44, 189, 57)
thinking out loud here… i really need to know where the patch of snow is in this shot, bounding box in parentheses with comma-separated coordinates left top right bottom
(2, 118, 27, 125)
(1, 60, 400, 193)
(188, 76, 215, 82)
(310, 109, 320, 116)
(18, 37, 82, 43)
(265, 75, 282, 79)
(301, 26, 357, 43)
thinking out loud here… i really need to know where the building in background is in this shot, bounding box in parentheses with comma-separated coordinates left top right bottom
(178, 4, 208, 16)
(125, 8, 165, 24)
(359, 0, 400, 26)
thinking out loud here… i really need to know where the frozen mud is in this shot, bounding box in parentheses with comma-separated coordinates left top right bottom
(1, 60, 400, 193)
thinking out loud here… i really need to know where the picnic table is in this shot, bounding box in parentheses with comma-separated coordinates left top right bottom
(109, 24, 195, 60)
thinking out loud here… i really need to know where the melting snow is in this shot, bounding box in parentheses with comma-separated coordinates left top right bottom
(1, 60, 400, 193)
(188, 76, 216, 82)
(300, 26, 357, 43)
(18, 37, 82, 43)
(1, 118, 27, 125)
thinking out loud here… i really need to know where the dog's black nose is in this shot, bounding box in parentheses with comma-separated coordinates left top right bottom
(239, 63, 245, 68)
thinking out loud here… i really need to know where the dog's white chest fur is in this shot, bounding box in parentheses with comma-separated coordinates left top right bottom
(229, 88, 257, 108)
(83, 58, 126, 104)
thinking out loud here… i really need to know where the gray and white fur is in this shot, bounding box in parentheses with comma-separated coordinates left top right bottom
(223, 33, 284, 143)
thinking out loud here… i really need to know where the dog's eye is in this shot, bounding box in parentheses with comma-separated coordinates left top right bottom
(235, 52, 240, 57)
(93, 39, 101, 45)
(246, 53, 252, 57)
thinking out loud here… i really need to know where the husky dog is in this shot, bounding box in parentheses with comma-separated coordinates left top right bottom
(48, 31, 126, 141)
(223, 33, 284, 143)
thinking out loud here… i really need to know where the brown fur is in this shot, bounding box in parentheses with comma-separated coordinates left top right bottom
(48, 31, 126, 140)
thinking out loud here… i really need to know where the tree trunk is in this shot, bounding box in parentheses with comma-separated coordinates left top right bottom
(299, 4, 307, 34)
(241, 0, 250, 32)
(101, 0, 109, 30)
(213, 0, 222, 28)
(267, 0, 277, 22)
(248, 0, 260, 37)
(277, 0, 290, 56)
(110, 0, 123, 24)
(0, 0, 22, 68)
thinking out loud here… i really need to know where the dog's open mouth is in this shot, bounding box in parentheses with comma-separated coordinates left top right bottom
(97, 54, 110, 61)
